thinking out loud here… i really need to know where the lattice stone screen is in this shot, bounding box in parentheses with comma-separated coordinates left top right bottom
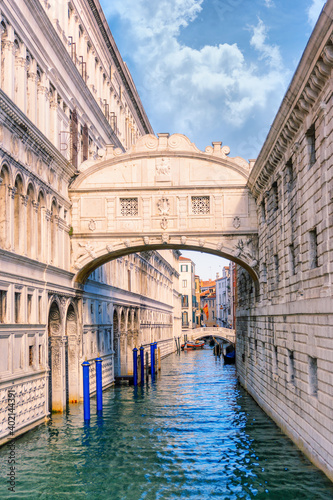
(120, 198, 139, 216)
(191, 196, 210, 214)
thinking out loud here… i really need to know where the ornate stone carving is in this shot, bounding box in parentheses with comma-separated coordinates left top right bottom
(124, 239, 130, 247)
(36, 158, 43, 176)
(198, 238, 205, 247)
(233, 216, 241, 229)
(10, 135, 19, 157)
(156, 157, 171, 177)
(160, 217, 168, 230)
(78, 241, 97, 259)
(8, 186, 16, 199)
(106, 244, 114, 253)
(143, 236, 149, 245)
(181, 236, 187, 245)
(216, 241, 223, 251)
(157, 197, 170, 216)
(161, 233, 169, 244)
(88, 219, 96, 231)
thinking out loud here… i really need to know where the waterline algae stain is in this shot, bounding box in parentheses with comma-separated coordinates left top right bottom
(0, 351, 332, 499)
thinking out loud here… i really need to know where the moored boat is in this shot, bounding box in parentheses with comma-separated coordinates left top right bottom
(181, 340, 205, 350)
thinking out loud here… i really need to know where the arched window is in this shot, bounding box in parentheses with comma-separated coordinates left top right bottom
(26, 183, 35, 258)
(50, 199, 58, 265)
(0, 165, 10, 248)
(37, 191, 45, 261)
(14, 174, 24, 253)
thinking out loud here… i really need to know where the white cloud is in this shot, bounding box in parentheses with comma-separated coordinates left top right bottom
(103, 0, 288, 154)
(307, 0, 325, 27)
(264, 0, 275, 7)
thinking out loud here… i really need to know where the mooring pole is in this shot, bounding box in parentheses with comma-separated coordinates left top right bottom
(140, 346, 144, 385)
(82, 359, 90, 421)
(133, 347, 138, 386)
(154, 342, 158, 374)
(145, 351, 149, 381)
(150, 342, 155, 380)
(95, 355, 103, 412)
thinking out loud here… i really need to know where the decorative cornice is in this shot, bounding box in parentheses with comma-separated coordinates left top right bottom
(248, 2, 333, 198)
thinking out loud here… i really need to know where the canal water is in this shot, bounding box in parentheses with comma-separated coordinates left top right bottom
(1, 350, 333, 499)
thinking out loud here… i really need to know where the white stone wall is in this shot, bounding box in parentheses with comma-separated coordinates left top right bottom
(239, 3, 333, 481)
(0, 0, 177, 444)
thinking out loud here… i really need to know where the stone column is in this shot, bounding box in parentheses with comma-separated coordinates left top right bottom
(20, 194, 28, 256)
(27, 59, 37, 125)
(2, 26, 15, 99)
(53, 335, 67, 412)
(45, 209, 52, 264)
(8, 186, 16, 251)
(14, 49, 27, 113)
(49, 94, 59, 147)
(32, 201, 39, 260)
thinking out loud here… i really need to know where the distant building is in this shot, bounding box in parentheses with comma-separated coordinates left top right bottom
(179, 257, 197, 330)
(216, 267, 231, 327)
(200, 279, 216, 327)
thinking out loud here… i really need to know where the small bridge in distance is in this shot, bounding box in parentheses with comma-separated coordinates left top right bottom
(188, 327, 236, 345)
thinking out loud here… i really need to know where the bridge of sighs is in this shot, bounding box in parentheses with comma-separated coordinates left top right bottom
(69, 133, 259, 286)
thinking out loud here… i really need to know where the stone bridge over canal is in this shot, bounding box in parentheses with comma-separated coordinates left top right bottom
(69, 133, 259, 285)
(188, 327, 236, 345)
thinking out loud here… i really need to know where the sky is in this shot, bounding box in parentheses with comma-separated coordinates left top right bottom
(99, 0, 326, 279)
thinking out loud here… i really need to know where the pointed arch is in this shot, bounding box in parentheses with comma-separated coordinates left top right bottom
(26, 182, 35, 258)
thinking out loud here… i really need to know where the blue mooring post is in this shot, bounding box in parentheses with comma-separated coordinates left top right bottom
(150, 342, 155, 380)
(133, 347, 138, 386)
(154, 342, 158, 374)
(82, 360, 90, 421)
(95, 356, 103, 412)
(140, 346, 144, 385)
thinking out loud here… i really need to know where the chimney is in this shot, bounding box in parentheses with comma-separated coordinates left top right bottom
(216, 272, 219, 279)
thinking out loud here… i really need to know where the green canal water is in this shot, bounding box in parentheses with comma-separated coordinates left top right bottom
(1, 350, 333, 499)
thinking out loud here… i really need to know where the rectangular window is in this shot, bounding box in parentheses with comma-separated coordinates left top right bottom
(182, 280, 187, 287)
(181, 265, 188, 272)
(15, 292, 21, 323)
(39, 345, 42, 366)
(309, 229, 318, 269)
(287, 349, 295, 384)
(181, 295, 188, 307)
(308, 356, 318, 397)
(120, 198, 138, 216)
(29, 345, 33, 367)
(38, 296, 43, 324)
(306, 125, 316, 167)
(271, 182, 278, 211)
(272, 345, 278, 376)
(0, 290, 7, 323)
(27, 294, 33, 323)
(260, 201, 266, 223)
(286, 159, 294, 191)
(191, 196, 210, 215)
(274, 254, 279, 282)
(289, 244, 296, 275)
(128, 270, 131, 292)
(261, 263, 267, 283)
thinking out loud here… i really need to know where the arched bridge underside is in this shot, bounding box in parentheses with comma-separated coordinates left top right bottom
(189, 328, 236, 344)
(69, 134, 259, 284)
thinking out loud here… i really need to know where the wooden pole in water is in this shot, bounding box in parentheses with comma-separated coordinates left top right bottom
(158, 347, 161, 371)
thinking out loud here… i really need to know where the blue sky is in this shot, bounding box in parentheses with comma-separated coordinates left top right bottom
(100, 0, 325, 279)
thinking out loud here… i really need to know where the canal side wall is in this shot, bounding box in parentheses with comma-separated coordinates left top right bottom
(238, 3, 333, 482)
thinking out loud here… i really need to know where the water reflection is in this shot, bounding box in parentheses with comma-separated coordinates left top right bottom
(0, 351, 332, 499)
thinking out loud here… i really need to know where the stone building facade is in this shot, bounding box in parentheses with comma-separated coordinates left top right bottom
(0, 0, 180, 443)
(237, 1, 333, 481)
